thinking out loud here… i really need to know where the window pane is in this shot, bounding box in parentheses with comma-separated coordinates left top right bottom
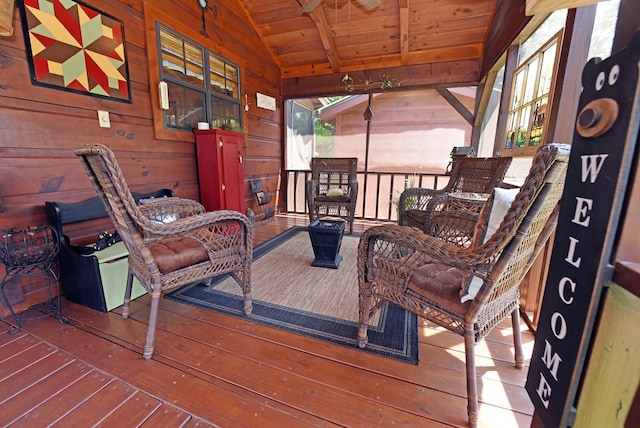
(160, 29, 204, 87)
(523, 57, 539, 104)
(209, 55, 239, 99)
(512, 70, 526, 109)
(530, 97, 547, 146)
(517, 105, 531, 148)
(519, 9, 566, 64)
(183, 41, 204, 87)
(165, 81, 205, 130)
(538, 42, 557, 97)
(210, 97, 241, 131)
(505, 111, 518, 149)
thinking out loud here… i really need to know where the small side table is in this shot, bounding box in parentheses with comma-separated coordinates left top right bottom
(308, 218, 346, 269)
(0, 225, 67, 334)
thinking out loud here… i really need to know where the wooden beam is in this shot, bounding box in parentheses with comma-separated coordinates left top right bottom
(525, 0, 603, 16)
(436, 88, 474, 126)
(474, 69, 498, 128)
(612, 0, 640, 53)
(282, 59, 481, 98)
(399, 0, 409, 66)
(300, 1, 341, 72)
(493, 45, 519, 156)
(470, 83, 485, 152)
(545, 6, 597, 145)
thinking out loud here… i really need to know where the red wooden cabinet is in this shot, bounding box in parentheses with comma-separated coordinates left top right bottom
(194, 129, 246, 213)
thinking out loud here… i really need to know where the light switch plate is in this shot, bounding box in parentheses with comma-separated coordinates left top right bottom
(98, 110, 111, 128)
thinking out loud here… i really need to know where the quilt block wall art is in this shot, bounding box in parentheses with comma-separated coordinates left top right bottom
(19, 0, 131, 102)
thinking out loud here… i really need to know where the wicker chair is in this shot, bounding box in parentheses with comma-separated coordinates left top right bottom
(306, 157, 358, 233)
(357, 143, 570, 427)
(74, 144, 253, 360)
(398, 156, 513, 233)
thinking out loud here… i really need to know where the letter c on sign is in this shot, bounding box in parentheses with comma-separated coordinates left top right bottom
(558, 277, 576, 304)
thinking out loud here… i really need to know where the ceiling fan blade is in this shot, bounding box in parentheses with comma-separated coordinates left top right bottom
(357, 0, 380, 11)
(302, 0, 323, 13)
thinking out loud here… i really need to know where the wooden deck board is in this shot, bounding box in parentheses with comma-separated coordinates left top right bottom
(0, 215, 535, 427)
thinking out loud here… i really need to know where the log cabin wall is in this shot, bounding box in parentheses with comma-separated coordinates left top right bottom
(0, 0, 281, 317)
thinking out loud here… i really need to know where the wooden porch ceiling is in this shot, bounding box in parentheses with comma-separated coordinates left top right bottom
(238, 0, 530, 96)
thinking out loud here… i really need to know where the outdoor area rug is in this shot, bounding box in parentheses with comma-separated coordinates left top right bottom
(166, 226, 419, 364)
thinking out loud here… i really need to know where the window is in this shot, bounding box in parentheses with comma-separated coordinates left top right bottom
(504, 32, 561, 154)
(157, 24, 241, 132)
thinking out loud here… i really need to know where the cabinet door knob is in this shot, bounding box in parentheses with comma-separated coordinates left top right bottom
(219, 140, 223, 147)
(222, 184, 226, 191)
(239, 156, 243, 164)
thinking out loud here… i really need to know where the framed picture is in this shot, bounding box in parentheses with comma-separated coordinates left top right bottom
(18, 0, 132, 103)
(256, 191, 267, 206)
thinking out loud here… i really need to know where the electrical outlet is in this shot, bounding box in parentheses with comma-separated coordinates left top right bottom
(98, 110, 111, 128)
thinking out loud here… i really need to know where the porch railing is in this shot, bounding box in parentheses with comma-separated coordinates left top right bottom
(285, 169, 451, 222)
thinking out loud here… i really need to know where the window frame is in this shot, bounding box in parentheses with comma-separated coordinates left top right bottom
(156, 24, 242, 133)
(144, 4, 245, 141)
(503, 31, 563, 157)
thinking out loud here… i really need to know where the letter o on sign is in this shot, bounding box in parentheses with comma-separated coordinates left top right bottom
(551, 312, 567, 339)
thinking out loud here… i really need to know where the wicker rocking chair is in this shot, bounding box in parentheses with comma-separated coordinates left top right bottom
(357, 143, 570, 427)
(306, 157, 358, 233)
(74, 144, 253, 360)
(398, 156, 512, 233)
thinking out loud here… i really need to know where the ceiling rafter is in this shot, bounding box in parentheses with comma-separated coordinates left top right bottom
(298, 0, 341, 72)
(399, 0, 409, 65)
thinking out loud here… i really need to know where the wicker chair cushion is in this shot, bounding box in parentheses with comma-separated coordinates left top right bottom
(408, 262, 471, 315)
(460, 187, 520, 302)
(315, 194, 351, 203)
(148, 236, 209, 273)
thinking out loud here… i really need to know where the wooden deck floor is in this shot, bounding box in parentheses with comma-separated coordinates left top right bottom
(0, 215, 535, 427)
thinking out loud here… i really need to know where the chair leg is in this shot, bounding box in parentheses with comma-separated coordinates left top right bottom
(357, 292, 371, 348)
(122, 270, 134, 319)
(143, 292, 161, 360)
(464, 329, 479, 428)
(512, 308, 524, 369)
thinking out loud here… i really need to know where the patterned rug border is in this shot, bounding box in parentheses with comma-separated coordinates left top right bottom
(166, 227, 418, 364)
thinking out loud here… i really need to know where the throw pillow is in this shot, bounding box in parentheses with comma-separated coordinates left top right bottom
(326, 188, 344, 197)
(460, 187, 519, 303)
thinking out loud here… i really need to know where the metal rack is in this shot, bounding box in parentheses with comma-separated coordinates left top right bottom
(0, 225, 67, 333)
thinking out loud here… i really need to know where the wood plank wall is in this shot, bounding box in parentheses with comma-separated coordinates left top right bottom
(330, 90, 474, 173)
(0, 0, 281, 316)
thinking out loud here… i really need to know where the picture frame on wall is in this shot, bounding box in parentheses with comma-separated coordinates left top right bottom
(18, 0, 132, 103)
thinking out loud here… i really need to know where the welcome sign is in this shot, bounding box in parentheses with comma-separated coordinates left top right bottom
(525, 33, 640, 426)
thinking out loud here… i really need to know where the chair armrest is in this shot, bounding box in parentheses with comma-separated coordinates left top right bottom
(138, 209, 253, 244)
(348, 180, 358, 198)
(359, 224, 498, 281)
(306, 179, 318, 198)
(139, 197, 206, 220)
(397, 187, 445, 226)
(426, 209, 479, 247)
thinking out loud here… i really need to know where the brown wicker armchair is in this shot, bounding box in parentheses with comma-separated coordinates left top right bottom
(74, 144, 253, 360)
(306, 157, 358, 232)
(357, 144, 570, 427)
(398, 156, 513, 233)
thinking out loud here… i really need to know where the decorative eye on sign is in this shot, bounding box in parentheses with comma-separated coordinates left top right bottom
(525, 31, 640, 427)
